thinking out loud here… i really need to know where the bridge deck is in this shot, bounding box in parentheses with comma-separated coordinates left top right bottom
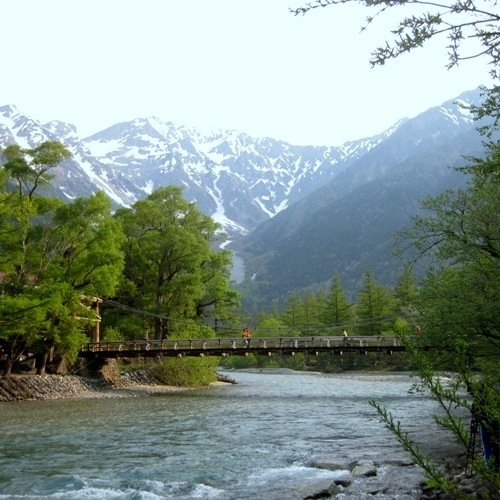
(79, 336, 404, 359)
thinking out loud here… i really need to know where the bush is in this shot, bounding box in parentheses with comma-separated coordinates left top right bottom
(151, 357, 218, 387)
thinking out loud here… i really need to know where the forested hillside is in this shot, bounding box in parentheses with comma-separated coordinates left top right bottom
(232, 90, 489, 310)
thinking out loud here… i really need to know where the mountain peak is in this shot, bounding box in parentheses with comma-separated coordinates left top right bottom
(0, 104, 20, 117)
(44, 120, 79, 140)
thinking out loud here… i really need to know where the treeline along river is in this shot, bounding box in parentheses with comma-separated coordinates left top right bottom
(0, 371, 464, 499)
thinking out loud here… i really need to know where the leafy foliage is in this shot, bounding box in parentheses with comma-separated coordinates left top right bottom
(152, 357, 218, 387)
(0, 142, 77, 373)
(115, 186, 239, 339)
(321, 273, 353, 328)
(399, 140, 500, 375)
(370, 399, 461, 494)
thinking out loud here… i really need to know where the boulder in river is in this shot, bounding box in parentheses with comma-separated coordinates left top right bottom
(310, 459, 349, 472)
(302, 480, 340, 499)
(351, 459, 377, 477)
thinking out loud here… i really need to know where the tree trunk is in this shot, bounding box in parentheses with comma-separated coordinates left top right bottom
(36, 352, 48, 375)
(4, 356, 13, 376)
(154, 318, 162, 340)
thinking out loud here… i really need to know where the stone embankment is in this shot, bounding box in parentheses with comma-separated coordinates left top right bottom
(0, 370, 235, 402)
(0, 374, 108, 402)
(0, 370, 235, 403)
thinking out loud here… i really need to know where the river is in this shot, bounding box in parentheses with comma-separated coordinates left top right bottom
(0, 370, 465, 499)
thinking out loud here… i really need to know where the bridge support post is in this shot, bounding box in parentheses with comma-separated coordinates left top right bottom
(79, 357, 120, 382)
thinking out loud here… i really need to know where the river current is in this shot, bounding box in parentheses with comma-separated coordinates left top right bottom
(0, 370, 464, 499)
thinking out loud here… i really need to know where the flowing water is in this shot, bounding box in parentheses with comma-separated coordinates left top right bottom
(0, 370, 464, 499)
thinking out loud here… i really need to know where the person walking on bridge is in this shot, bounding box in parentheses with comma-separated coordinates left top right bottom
(342, 329, 349, 346)
(243, 328, 251, 348)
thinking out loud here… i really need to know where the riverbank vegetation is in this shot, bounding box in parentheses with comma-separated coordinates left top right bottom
(0, 148, 239, 384)
(0, 138, 426, 381)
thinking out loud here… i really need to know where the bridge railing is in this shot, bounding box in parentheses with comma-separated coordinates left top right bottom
(81, 336, 402, 353)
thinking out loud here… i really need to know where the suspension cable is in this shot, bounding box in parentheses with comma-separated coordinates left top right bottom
(102, 298, 412, 333)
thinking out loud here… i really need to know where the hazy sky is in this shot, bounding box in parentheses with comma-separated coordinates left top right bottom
(2, 0, 492, 146)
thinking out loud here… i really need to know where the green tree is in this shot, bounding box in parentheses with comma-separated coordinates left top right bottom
(321, 273, 353, 331)
(281, 290, 326, 335)
(0, 141, 69, 288)
(356, 270, 397, 335)
(195, 250, 240, 324)
(254, 316, 289, 338)
(116, 186, 238, 339)
(48, 191, 125, 296)
(394, 265, 417, 308)
(300, 290, 325, 335)
(281, 291, 303, 333)
(0, 294, 46, 375)
(0, 142, 72, 374)
(0, 142, 127, 374)
(2, 141, 71, 199)
(30, 283, 91, 374)
(22, 191, 126, 373)
(400, 141, 500, 375)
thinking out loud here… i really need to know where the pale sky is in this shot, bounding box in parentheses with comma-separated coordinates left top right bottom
(1, 0, 493, 146)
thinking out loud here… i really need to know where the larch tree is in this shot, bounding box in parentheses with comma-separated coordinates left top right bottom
(281, 291, 304, 334)
(300, 290, 325, 335)
(393, 265, 418, 308)
(356, 270, 397, 335)
(321, 273, 353, 331)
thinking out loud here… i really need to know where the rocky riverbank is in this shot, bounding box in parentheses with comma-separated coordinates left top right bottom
(0, 371, 232, 402)
(308, 455, 495, 499)
(0, 374, 104, 402)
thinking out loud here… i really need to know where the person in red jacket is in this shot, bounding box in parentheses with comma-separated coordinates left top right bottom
(243, 328, 251, 348)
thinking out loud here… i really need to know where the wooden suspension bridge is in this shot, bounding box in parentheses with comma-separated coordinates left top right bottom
(79, 336, 405, 359)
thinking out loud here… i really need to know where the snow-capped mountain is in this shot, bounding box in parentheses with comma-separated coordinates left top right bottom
(0, 103, 402, 238)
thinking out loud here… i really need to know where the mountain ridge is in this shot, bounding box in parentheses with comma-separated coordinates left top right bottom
(0, 102, 404, 238)
(231, 89, 487, 307)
